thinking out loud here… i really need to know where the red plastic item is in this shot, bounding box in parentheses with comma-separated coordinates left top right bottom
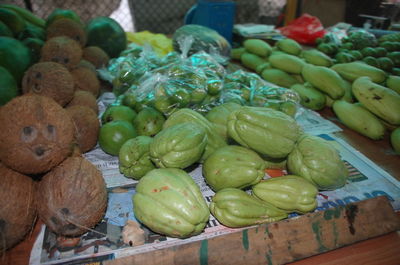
(278, 13, 326, 45)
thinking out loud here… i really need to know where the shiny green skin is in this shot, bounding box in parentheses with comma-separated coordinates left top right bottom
(276, 38, 302, 55)
(227, 106, 302, 159)
(268, 53, 306, 74)
(118, 136, 155, 180)
(290, 83, 326, 111)
(133, 168, 210, 238)
(210, 188, 288, 228)
(203, 145, 266, 191)
(150, 122, 207, 169)
(46, 8, 82, 27)
(205, 102, 241, 141)
(99, 120, 137, 156)
(101, 105, 137, 125)
(252, 175, 318, 214)
(287, 134, 348, 190)
(331, 62, 387, 83)
(386, 75, 400, 94)
(260, 68, 300, 88)
(390, 128, 400, 154)
(0, 36, 31, 83)
(163, 108, 227, 161)
(133, 107, 165, 137)
(301, 49, 333, 67)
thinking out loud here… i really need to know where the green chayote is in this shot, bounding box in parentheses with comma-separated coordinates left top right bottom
(133, 107, 165, 136)
(252, 175, 318, 214)
(119, 136, 155, 180)
(150, 122, 207, 169)
(210, 188, 288, 228)
(203, 145, 265, 191)
(227, 106, 302, 159)
(287, 134, 348, 190)
(133, 168, 210, 238)
(205, 102, 242, 141)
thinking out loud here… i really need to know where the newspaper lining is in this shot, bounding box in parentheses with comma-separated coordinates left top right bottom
(29, 96, 400, 265)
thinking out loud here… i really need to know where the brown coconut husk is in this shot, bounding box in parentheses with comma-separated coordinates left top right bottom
(36, 156, 107, 237)
(82, 46, 110, 69)
(0, 163, 36, 252)
(66, 105, 100, 153)
(0, 94, 75, 174)
(76, 60, 97, 74)
(41, 36, 82, 69)
(70, 67, 100, 98)
(46, 18, 87, 47)
(66, 90, 99, 114)
(22, 62, 75, 107)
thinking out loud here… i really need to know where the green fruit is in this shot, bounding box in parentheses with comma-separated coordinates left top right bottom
(0, 36, 31, 83)
(206, 80, 223, 95)
(290, 83, 326, 111)
(335, 52, 355, 63)
(209, 188, 288, 228)
(341, 42, 354, 50)
(279, 101, 297, 117)
(301, 49, 333, 67)
(331, 61, 387, 83)
(268, 53, 306, 74)
(121, 93, 137, 109)
(152, 95, 175, 115)
(203, 145, 266, 191)
(190, 88, 207, 104)
(377, 57, 394, 71)
(205, 102, 241, 141)
(231, 47, 246, 60)
(387, 51, 400, 67)
(361, 47, 377, 57)
(86, 17, 127, 58)
(252, 175, 318, 214)
(243, 39, 272, 57)
(386, 75, 400, 94)
(260, 68, 299, 88)
(22, 37, 44, 64)
(99, 120, 137, 156)
(169, 88, 191, 108)
(276, 38, 302, 55)
(101, 105, 137, 124)
(287, 134, 348, 190)
(133, 107, 165, 136)
(0, 20, 13, 37)
(17, 23, 45, 40)
(0, 7, 25, 35)
(348, 50, 363, 60)
(118, 136, 155, 180)
(0, 66, 18, 106)
(46, 8, 82, 27)
(375, 47, 387, 57)
(133, 168, 210, 238)
(363, 56, 380, 68)
(390, 128, 400, 154)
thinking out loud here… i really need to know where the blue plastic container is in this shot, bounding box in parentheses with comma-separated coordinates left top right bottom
(184, 0, 236, 43)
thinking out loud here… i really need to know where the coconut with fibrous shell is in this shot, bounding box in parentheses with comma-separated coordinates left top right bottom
(46, 18, 87, 47)
(70, 66, 100, 98)
(36, 156, 107, 236)
(0, 163, 36, 251)
(66, 90, 99, 114)
(0, 94, 75, 174)
(41, 36, 82, 69)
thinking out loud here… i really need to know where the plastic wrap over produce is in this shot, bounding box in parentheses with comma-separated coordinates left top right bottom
(99, 38, 301, 117)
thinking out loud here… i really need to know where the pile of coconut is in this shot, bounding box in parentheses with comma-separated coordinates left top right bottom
(0, 17, 110, 252)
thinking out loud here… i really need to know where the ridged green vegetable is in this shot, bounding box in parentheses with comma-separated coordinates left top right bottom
(133, 168, 210, 238)
(243, 39, 272, 57)
(390, 128, 400, 154)
(163, 108, 227, 161)
(205, 102, 242, 141)
(287, 134, 348, 190)
(301, 64, 346, 99)
(150, 122, 207, 169)
(386, 75, 400, 94)
(268, 53, 306, 74)
(301, 49, 333, 67)
(260, 68, 300, 88)
(333, 100, 385, 140)
(203, 145, 266, 191)
(290, 83, 326, 110)
(352, 76, 400, 125)
(227, 106, 303, 159)
(331, 61, 387, 83)
(119, 136, 155, 180)
(276, 38, 302, 55)
(210, 188, 288, 228)
(252, 175, 318, 214)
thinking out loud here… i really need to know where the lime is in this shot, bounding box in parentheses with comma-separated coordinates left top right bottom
(101, 105, 137, 124)
(99, 120, 137, 156)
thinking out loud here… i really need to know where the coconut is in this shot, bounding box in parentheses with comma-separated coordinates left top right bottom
(0, 163, 36, 251)
(66, 90, 99, 114)
(46, 18, 87, 47)
(66, 105, 100, 153)
(70, 66, 100, 98)
(41, 36, 82, 69)
(82, 46, 110, 68)
(22, 62, 75, 107)
(36, 156, 107, 236)
(0, 94, 75, 174)
(76, 59, 97, 74)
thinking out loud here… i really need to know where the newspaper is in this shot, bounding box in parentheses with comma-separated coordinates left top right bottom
(29, 96, 400, 265)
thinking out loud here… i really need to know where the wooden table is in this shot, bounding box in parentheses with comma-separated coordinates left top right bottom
(3, 107, 400, 265)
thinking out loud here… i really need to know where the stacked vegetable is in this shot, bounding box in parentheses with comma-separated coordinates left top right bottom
(232, 31, 400, 154)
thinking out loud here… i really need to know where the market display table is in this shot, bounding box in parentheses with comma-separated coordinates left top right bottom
(3, 107, 400, 265)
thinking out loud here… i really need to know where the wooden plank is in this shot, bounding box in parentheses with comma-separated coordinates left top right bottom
(106, 196, 400, 265)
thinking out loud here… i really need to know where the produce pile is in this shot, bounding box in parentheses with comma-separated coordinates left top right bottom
(232, 31, 400, 153)
(0, 5, 128, 251)
(96, 25, 349, 239)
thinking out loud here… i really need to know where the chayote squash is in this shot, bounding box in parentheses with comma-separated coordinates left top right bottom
(205, 102, 242, 141)
(210, 188, 288, 228)
(227, 106, 302, 159)
(118, 136, 155, 180)
(287, 134, 348, 190)
(133, 168, 210, 238)
(133, 107, 165, 136)
(150, 122, 207, 169)
(163, 108, 227, 161)
(203, 145, 266, 191)
(252, 175, 318, 214)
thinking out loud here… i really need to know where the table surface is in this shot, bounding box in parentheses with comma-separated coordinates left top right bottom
(3, 107, 400, 265)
